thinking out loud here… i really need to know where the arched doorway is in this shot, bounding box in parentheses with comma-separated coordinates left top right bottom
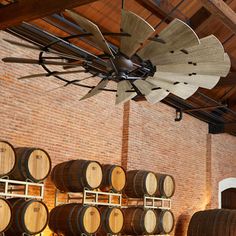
(219, 178, 236, 209)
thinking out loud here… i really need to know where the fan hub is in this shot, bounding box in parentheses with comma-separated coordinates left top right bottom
(113, 55, 134, 73)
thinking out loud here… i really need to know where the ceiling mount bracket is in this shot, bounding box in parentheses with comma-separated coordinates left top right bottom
(175, 108, 183, 122)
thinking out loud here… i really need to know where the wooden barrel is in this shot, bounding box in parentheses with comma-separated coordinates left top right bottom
(5, 198, 48, 236)
(156, 173, 175, 198)
(187, 209, 236, 236)
(124, 170, 157, 197)
(122, 207, 157, 235)
(49, 203, 101, 235)
(100, 164, 126, 192)
(0, 141, 16, 177)
(96, 207, 124, 235)
(51, 160, 103, 192)
(9, 147, 51, 182)
(154, 209, 175, 234)
(0, 198, 12, 233)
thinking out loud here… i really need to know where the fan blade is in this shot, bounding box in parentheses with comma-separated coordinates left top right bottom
(133, 79, 169, 104)
(66, 10, 114, 57)
(147, 77, 198, 99)
(2, 57, 80, 66)
(18, 70, 86, 80)
(80, 79, 109, 100)
(116, 80, 137, 105)
(137, 19, 200, 62)
(153, 35, 225, 65)
(153, 71, 220, 89)
(157, 52, 230, 77)
(120, 10, 155, 58)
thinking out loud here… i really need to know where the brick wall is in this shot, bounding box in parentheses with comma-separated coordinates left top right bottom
(0, 31, 236, 236)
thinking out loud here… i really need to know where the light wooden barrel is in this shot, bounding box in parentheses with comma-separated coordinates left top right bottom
(0, 141, 16, 177)
(156, 173, 175, 198)
(154, 209, 175, 234)
(187, 209, 236, 236)
(9, 147, 51, 182)
(49, 203, 101, 235)
(124, 170, 157, 197)
(51, 160, 103, 192)
(100, 164, 126, 192)
(96, 207, 124, 235)
(122, 207, 157, 235)
(5, 198, 48, 236)
(0, 198, 12, 233)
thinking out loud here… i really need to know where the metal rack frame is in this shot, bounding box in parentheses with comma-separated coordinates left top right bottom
(0, 177, 44, 200)
(144, 196, 171, 210)
(54, 189, 122, 207)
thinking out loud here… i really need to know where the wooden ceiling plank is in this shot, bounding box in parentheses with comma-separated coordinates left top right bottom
(0, 0, 99, 30)
(201, 0, 236, 34)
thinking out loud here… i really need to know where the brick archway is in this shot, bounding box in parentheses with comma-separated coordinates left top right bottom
(218, 178, 236, 208)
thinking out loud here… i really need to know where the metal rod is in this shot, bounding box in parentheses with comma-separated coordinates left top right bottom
(184, 105, 228, 112)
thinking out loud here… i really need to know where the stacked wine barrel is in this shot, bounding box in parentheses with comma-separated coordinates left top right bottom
(0, 140, 52, 182)
(50, 160, 127, 235)
(0, 140, 51, 235)
(122, 170, 175, 235)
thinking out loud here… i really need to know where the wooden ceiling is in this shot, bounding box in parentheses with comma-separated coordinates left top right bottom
(0, 0, 236, 135)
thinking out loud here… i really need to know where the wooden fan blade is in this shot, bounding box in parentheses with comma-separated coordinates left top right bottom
(80, 79, 109, 100)
(137, 19, 200, 62)
(120, 10, 155, 58)
(153, 35, 225, 66)
(133, 80, 155, 95)
(147, 77, 198, 99)
(66, 10, 114, 57)
(146, 88, 169, 104)
(2, 57, 75, 66)
(153, 71, 220, 89)
(133, 80, 169, 104)
(115, 80, 137, 105)
(18, 70, 86, 80)
(157, 53, 230, 77)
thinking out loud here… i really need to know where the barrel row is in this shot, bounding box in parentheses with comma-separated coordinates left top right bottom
(51, 160, 175, 198)
(0, 140, 51, 182)
(188, 209, 236, 236)
(0, 197, 48, 235)
(49, 204, 175, 235)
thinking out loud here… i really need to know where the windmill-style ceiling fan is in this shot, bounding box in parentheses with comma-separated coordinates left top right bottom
(2, 8, 231, 105)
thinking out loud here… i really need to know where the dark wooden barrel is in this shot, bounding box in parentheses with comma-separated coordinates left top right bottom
(51, 160, 103, 192)
(96, 207, 124, 235)
(156, 173, 175, 198)
(49, 203, 101, 235)
(100, 164, 126, 192)
(122, 207, 157, 235)
(0, 141, 16, 177)
(154, 209, 175, 234)
(124, 170, 157, 197)
(9, 147, 51, 182)
(0, 198, 12, 233)
(5, 198, 48, 236)
(187, 209, 236, 236)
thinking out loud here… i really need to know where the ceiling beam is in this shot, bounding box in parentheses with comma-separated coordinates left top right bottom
(134, 0, 173, 23)
(0, 0, 98, 30)
(216, 72, 236, 87)
(209, 122, 236, 134)
(201, 0, 236, 34)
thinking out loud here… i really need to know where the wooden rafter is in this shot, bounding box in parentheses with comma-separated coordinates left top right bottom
(0, 0, 99, 30)
(209, 122, 236, 134)
(201, 0, 236, 34)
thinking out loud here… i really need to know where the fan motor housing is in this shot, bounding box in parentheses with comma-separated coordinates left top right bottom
(113, 55, 134, 73)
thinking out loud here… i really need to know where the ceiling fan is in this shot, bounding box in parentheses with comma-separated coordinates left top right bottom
(2, 8, 231, 105)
